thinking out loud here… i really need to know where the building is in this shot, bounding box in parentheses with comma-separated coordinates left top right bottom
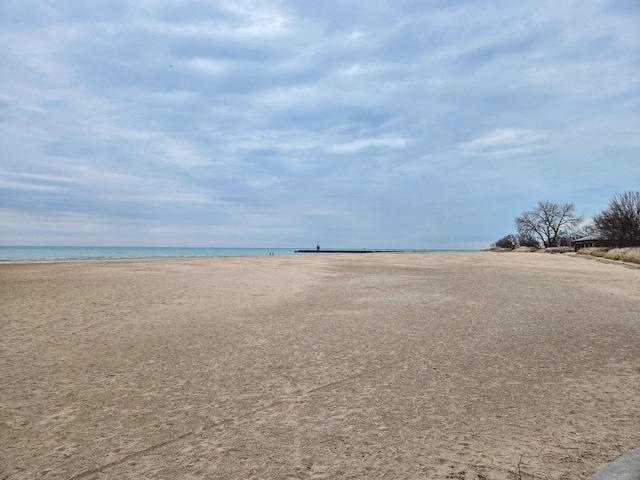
(571, 234, 601, 252)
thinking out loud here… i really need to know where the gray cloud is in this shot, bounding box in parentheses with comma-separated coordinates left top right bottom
(1, 0, 639, 248)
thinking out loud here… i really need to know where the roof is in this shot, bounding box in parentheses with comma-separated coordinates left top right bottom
(572, 234, 601, 243)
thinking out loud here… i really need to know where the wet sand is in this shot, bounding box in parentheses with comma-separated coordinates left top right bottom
(1, 252, 639, 479)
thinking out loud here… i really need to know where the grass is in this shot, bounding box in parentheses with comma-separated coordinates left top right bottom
(576, 247, 640, 265)
(516, 246, 541, 252)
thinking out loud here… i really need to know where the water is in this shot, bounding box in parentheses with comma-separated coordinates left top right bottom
(0, 246, 465, 262)
(0, 246, 297, 262)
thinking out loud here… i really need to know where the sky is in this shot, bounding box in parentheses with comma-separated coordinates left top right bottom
(1, 0, 639, 249)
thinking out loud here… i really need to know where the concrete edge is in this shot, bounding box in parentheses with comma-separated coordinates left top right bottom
(587, 446, 640, 480)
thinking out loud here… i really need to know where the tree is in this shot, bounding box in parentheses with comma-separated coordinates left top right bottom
(593, 191, 640, 247)
(570, 222, 599, 240)
(517, 233, 540, 248)
(494, 234, 517, 249)
(515, 201, 583, 248)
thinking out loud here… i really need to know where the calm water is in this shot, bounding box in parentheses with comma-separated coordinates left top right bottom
(0, 246, 460, 262)
(0, 246, 297, 262)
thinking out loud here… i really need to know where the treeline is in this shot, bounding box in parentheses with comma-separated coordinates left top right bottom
(493, 190, 640, 249)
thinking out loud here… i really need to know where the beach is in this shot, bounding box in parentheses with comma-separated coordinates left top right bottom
(1, 252, 639, 479)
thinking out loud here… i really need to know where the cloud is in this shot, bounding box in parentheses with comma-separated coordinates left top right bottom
(136, 15, 288, 39)
(0, 180, 63, 193)
(330, 138, 408, 153)
(185, 58, 226, 75)
(461, 128, 550, 157)
(528, 60, 640, 99)
(1, 0, 639, 248)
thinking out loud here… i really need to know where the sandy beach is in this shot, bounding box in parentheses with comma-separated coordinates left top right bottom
(1, 252, 639, 479)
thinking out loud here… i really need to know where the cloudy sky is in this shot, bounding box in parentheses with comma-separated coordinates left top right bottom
(1, 0, 639, 249)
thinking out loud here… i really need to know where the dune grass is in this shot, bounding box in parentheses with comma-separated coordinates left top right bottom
(576, 247, 640, 265)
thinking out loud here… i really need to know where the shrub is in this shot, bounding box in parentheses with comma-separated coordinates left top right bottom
(515, 246, 539, 252)
(494, 234, 517, 249)
(577, 247, 640, 264)
(577, 247, 608, 257)
(518, 234, 540, 248)
(603, 248, 640, 263)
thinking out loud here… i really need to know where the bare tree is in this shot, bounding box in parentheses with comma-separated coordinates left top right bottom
(493, 234, 518, 249)
(570, 221, 599, 240)
(517, 233, 540, 248)
(515, 201, 583, 248)
(593, 191, 640, 247)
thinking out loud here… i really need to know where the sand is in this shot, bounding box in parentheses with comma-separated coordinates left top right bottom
(1, 252, 639, 479)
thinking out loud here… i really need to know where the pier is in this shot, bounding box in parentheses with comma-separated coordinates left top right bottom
(294, 249, 415, 253)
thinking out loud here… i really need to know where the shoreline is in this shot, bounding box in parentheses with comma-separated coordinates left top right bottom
(0, 249, 476, 265)
(0, 246, 471, 263)
(2, 252, 639, 479)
